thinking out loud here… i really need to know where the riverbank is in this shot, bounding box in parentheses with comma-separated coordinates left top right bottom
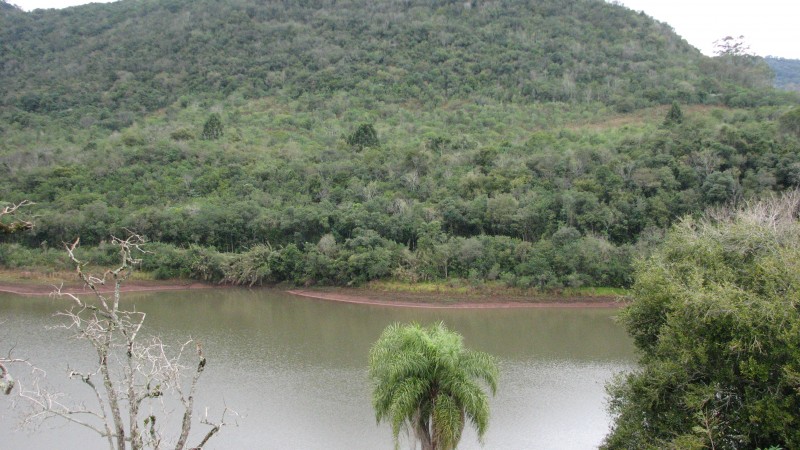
(0, 270, 625, 307)
(0, 278, 215, 297)
(287, 288, 623, 308)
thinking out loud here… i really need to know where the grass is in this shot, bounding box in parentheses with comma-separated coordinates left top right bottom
(366, 279, 628, 297)
(564, 286, 629, 297)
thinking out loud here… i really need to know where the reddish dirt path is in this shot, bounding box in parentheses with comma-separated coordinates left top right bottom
(286, 289, 624, 309)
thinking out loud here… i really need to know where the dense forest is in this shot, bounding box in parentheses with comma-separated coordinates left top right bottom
(1, 0, 799, 289)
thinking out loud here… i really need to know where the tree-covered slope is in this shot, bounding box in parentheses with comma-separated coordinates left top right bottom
(0, 0, 777, 126)
(766, 56, 800, 92)
(1, 0, 798, 289)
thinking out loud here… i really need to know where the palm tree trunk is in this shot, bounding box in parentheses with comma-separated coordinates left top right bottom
(415, 415, 435, 450)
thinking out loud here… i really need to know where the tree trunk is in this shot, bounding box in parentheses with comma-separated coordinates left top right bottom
(415, 419, 435, 450)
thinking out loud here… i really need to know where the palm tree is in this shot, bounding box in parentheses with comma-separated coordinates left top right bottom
(369, 322, 499, 450)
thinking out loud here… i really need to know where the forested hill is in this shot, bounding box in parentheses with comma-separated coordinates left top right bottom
(0, 0, 778, 122)
(1, 0, 799, 290)
(766, 57, 800, 92)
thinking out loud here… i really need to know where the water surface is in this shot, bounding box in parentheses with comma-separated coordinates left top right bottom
(0, 289, 635, 449)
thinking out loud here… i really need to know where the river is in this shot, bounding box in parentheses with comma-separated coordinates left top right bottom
(0, 289, 635, 449)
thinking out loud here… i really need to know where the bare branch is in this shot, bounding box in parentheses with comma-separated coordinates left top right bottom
(193, 406, 239, 450)
(0, 338, 28, 395)
(0, 200, 34, 234)
(1, 360, 18, 395)
(16, 232, 230, 449)
(174, 342, 207, 450)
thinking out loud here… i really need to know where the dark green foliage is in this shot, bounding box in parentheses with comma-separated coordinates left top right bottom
(4, 104, 800, 288)
(604, 193, 800, 449)
(346, 124, 379, 150)
(664, 101, 683, 126)
(702, 171, 735, 203)
(201, 113, 223, 140)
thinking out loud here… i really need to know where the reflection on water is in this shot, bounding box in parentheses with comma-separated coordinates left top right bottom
(0, 289, 635, 449)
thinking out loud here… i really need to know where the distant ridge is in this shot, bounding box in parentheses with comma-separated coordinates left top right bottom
(766, 57, 800, 92)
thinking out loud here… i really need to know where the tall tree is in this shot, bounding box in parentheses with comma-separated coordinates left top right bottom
(201, 113, 224, 140)
(346, 124, 380, 150)
(369, 322, 498, 450)
(663, 101, 683, 126)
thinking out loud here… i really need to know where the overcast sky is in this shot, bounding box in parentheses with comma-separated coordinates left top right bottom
(11, 0, 114, 11)
(618, 0, 799, 59)
(8, 0, 800, 59)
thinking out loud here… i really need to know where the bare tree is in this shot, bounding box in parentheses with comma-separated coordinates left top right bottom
(1, 200, 34, 395)
(0, 345, 26, 395)
(0, 200, 34, 235)
(15, 234, 234, 449)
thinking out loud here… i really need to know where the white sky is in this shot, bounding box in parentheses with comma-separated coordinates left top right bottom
(617, 0, 800, 59)
(8, 0, 800, 59)
(9, 0, 115, 10)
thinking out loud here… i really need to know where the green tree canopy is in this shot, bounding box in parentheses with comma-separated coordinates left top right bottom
(779, 106, 800, 137)
(346, 123, 380, 150)
(369, 322, 498, 450)
(603, 191, 800, 449)
(201, 113, 224, 140)
(664, 101, 683, 125)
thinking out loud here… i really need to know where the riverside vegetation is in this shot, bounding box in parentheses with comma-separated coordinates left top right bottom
(1, 0, 799, 292)
(604, 192, 800, 449)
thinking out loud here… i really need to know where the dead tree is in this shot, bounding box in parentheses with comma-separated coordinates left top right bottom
(17, 234, 234, 449)
(0, 200, 34, 234)
(1, 200, 33, 395)
(0, 348, 25, 395)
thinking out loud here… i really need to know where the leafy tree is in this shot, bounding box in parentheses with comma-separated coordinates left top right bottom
(201, 113, 224, 140)
(779, 106, 800, 137)
(369, 322, 498, 450)
(663, 101, 683, 126)
(346, 124, 379, 150)
(711, 35, 774, 89)
(702, 171, 736, 204)
(603, 191, 800, 449)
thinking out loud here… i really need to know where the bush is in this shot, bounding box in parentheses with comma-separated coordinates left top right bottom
(223, 244, 276, 286)
(603, 192, 800, 449)
(170, 128, 195, 141)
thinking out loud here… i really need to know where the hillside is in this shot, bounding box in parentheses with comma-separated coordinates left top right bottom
(1, 0, 799, 289)
(0, 0, 780, 122)
(766, 56, 800, 92)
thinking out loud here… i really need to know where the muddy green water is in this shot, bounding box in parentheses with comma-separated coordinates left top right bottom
(0, 289, 635, 449)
